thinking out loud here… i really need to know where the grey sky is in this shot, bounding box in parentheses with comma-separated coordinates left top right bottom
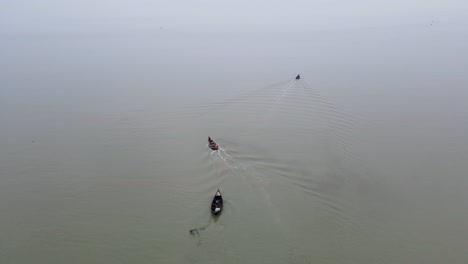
(1, 0, 467, 35)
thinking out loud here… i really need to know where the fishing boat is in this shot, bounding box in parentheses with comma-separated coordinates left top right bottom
(208, 136, 219, 150)
(211, 189, 223, 215)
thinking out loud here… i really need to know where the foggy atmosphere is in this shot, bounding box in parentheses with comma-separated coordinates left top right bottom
(1, 1, 468, 263)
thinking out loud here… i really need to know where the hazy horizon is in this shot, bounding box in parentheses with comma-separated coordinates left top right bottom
(2, 1, 468, 36)
(2, 1, 468, 263)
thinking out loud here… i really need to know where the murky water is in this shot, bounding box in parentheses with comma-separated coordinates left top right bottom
(1, 26, 468, 263)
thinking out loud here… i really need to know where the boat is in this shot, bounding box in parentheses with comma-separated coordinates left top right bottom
(296, 74, 301, 80)
(208, 136, 219, 150)
(211, 189, 223, 215)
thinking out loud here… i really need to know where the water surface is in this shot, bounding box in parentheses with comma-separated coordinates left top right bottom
(1, 26, 468, 263)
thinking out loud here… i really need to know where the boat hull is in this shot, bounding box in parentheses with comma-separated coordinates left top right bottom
(211, 190, 223, 215)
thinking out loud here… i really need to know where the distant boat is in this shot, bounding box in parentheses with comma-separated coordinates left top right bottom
(296, 74, 301, 80)
(211, 189, 223, 215)
(208, 136, 219, 150)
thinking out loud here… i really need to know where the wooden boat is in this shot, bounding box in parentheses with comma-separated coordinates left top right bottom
(211, 189, 223, 215)
(208, 136, 219, 150)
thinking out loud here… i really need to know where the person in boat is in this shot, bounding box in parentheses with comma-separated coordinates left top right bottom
(214, 200, 222, 213)
(296, 74, 300, 80)
(208, 137, 219, 150)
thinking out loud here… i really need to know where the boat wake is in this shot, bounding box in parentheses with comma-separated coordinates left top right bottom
(208, 145, 239, 170)
(100, 77, 364, 261)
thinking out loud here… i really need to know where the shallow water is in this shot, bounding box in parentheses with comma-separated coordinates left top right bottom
(1, 26, 468, 263)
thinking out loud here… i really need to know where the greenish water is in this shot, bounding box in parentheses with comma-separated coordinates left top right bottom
(1, 27, 468, 263)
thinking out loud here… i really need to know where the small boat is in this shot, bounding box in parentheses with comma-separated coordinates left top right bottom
(211, 189, 223, 215)
(296, 74, 301, 80)
(208, 136, 219, 150)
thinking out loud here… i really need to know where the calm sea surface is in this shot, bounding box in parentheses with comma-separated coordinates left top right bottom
(1, 26, 468, 263)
